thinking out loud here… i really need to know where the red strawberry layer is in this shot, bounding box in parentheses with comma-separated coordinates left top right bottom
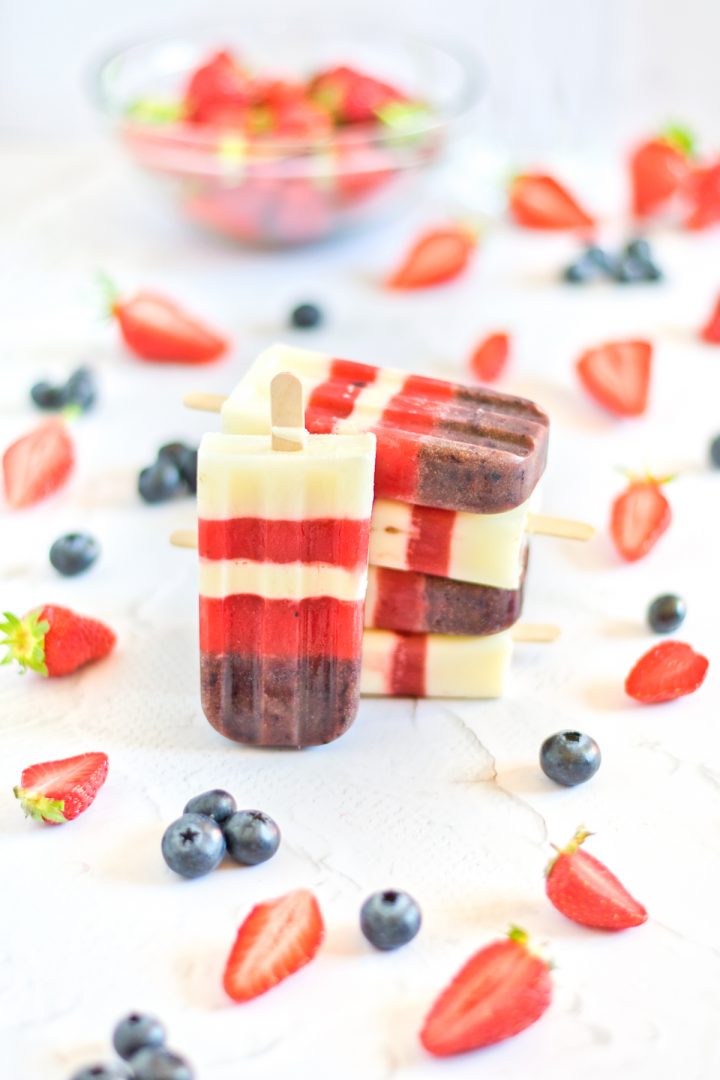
(198, 517, 369, 569)
(200, 595, 364, 660)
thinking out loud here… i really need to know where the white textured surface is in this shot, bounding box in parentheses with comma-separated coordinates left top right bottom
(2, 142, 720, 1080)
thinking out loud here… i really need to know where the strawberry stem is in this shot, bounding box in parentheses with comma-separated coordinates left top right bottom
(507, 925, 529, 947)
(659, 123, 695, 157)
(0, 610, 49, 676)
(96, 270, 120, 319)
(13, 786, 67, 823)
(545, 826, 593, 875)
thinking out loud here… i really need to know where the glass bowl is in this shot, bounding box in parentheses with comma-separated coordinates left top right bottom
(95, 20, 481, 246)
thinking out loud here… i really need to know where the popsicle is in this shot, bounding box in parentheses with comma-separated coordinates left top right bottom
(364, 555, 527, 636)
(361, 628, 514, 698)
(198, 372, 376, 747)
(216, 344, 549, 514)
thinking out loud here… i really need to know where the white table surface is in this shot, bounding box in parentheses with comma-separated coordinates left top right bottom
(2, 142, 720, 1080)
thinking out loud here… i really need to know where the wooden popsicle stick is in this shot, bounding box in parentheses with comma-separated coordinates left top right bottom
(183, 391, 225, 413)
(527, 513, 595, 542)
(170, 528, 198, 548)
(511, 623, 561, 643)
(270, 372, 305, 451)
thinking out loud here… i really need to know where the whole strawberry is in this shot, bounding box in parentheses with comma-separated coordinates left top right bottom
(546, 829, 647, 930)
(1, 605, 116, 676)
(14, 751, 109, 824)
(420, 927, 552, 1057)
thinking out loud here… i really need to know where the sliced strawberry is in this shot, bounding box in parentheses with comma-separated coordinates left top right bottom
(104, 282, 227, 363)
(546, 829, 648, 930)
(700, 293, 720, 344)
(2, 418, 74, 509)
(185, 50, 250, 123)
(625, 641, 709, 704)
(0, 604, 116, 677)
(470, 333, 510, 383)
(387, 226, 477, 289)
(509, 173, 594, 230)
(610, 477, 671, 562)
(684, 160, 720, 230)
(14, 751, 109, 825)
(271, 99, 333, 141)
(576, 340, 652, 417)
(223, 889, 325, 1003)
(309, 65, 404, 124)
(630, 130, 693, 218)
(420, 927, 552, 1057)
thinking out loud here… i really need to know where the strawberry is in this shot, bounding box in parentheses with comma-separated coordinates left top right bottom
(309, 65, 404, 124)
(576, 339, 652, 417)
(700, 293, 720, 344)
(684, 159, 720, 230)
(610, 475, 671, 562)
(271, 99, 334, 141)
(185, 50, 250, 124)
(14, 751, 109, 825)
(1, 605, 116, 677)
(546, 829, 647, 930)
(101, 278, 227, 363)
(630, 128, 693, 218)
(420, 927, 552, 1057)
(470, 332, 510, 383)
(387, 225, 477, 289)
(509, 173, 594, 230)
(2, 418, 74, 509)
(223, 889, 325, 1003)
(625, 640, 709, 704)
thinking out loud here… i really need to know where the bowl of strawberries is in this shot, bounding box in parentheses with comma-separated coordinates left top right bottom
(96, 21, 480, 246)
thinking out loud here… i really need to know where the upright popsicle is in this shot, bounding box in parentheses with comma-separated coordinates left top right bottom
(219, 345, 550, 514)
(198, 372, 376, 747)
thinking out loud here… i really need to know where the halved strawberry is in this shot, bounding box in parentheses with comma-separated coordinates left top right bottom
(102, 279, 227, 363)
(576, 340, 652, 417)
(700, 293, 720, 344)
(309, 65, 404, 124)
(684, 160, 720, 230)
(223, 889, 325, 1003)
(546, 829, 648, 930)
(2, 418, 74, 509)
(14, 751, 109, 825)
(387, 225, 477, 289)
(1, 605, 116, 677)
(625, 641, 709, 704)
(420, 927, 552, 1057)
(470, 332, 510, 383)
(509, 173, 594, 230)
(630, 129, 693, 218)
(185, 50, 250, 124)
(610, 476, 671, 562)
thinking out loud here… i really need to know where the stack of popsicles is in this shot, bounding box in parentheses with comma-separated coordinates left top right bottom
(206, 345, 567, 700)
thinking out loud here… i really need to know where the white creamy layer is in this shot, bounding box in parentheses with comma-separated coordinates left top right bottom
(361, 629, 513, 698)
(199, 559, 367, 601)
(198, 431, 376, 521)
(369, 496, 536, 589)
(222, 345, 332, 435)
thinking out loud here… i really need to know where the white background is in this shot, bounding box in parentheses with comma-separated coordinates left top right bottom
(2, 0, 720, 152)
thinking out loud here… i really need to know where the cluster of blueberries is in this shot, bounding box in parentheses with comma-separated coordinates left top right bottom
(138, 441, 198, 504)
(540, 592, 687, 787)
(563, 238, 662, 285)
(70, 1013, 193, 1080)
(31, 365, 97, 413)
(163, 790, 422, 951)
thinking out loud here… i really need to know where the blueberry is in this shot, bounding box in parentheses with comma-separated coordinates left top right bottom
(624, 238, 652, 262)
(647, 593, 686, 634)
(562, 260, 595, 284)
(129, 1048, 194, 1080)
(613, 253, 651, 284)
(290, 303, 322, 329)
(113, 1012, 166, 1061)
(69, 1067, 130, 1080)
(161, 813, 226, 878)
(177, 447, 198, 494)
(31, 380, 68, 410)
(157, 442, 189, 469)
(65, 366, 97, 411)
(360, 889, 422, 951)
(640, 259, 663, 282)
(138, 462, 184, 504)
(710, 434, 720, 468)
(540, 730, 601, 787)
(49, 532, 100, 576)
(585, 245, 617, 274)
(223, 810, 280, 866)
(184, 789, 236, 824)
